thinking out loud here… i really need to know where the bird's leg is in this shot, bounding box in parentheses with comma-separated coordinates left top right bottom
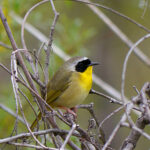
(71, 107, 77, 114)
(59, 106, 77, 117)
(66, 108, 77, 118)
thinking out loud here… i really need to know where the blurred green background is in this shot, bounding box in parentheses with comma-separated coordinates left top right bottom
(1, 0, 150, 149)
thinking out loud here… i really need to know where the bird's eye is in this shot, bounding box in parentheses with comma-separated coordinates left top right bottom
(75, 59, 91, 72)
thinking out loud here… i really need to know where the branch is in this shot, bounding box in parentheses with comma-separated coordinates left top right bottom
(60, 124, 77, 150)
(17, 84, 48, 149)
(44, 0, 59, 85)
(0, 103, 25, 124)
(90, 89, 123, 105)
(0, 41, 12, 49)
(0, 128, 80, 144)
(121, 33, 150, 103)
(90, 89, 140, 112)
(0, 7, 45, 113)
(8, 142, 57, 150)
(120, 82, 150, 150)
(120, 116, 148, 150)
(102, 103, 134, 150)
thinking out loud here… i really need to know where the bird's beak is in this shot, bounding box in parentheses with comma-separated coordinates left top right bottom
(89, 62, 99, 66)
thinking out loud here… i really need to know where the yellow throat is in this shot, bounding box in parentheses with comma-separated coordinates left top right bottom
(78, 66, 93, 92)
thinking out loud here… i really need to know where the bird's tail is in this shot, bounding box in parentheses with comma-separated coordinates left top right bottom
(30, 112, 42, 130)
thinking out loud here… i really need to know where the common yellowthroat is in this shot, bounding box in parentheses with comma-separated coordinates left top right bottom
(31, 56, 98, 129)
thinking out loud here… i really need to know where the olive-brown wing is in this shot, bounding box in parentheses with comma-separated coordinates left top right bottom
(46, 70, 72, 105)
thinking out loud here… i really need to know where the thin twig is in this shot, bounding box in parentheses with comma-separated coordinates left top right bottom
(60, 124, 77, 150)
(10, 50, 19, 138)
(0, 103, 25, 124)
(102, 103, 133, 150)
(11, 51, 47, 149)
(21, 1, 50, 74)
(21, 0, 48, 50)
(119, 33, 150, 146)
(0, 128, 80, 144)
(98, 106, 124, 144)
(77, 103, 99, 125)
(90, 89, 140, 112)
(120, 117, 148, 150)
(141, 0, 149, 18)
(30, 72, 45, 88)
(120, 83, 150, 150)
(35, 42, 45, 80)
(0, 62, 54, 113)
(99, 105, 124, 130)
(0, 53, 49, 149)
(121, 33, 150, 103)
(17, 86, 48, 149)
(122, 121, 150, 141)
(10, 51, 47, 148)
(17, 68, 28, 85)
(44, 0, 59, 85)
(18, 89, 38, 119)
(90, 89, 123, 105)
(0, 62, 68, 131)
(78, 103, 106, 145)
(0, 7, 45, 115)
(8, 142, 57, 150)
(0, 41, 12, 49)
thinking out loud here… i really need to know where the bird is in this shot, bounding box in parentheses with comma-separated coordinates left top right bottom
(30, 56, 99, 129)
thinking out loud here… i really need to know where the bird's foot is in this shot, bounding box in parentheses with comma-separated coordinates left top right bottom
(59, 106, 77, 123)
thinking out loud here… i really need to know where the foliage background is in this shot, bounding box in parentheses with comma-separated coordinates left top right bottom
(1, 0, 150, 149)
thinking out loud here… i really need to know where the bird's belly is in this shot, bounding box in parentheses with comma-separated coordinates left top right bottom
(53, 81, 91, 108)
(53, 85, 87, 108)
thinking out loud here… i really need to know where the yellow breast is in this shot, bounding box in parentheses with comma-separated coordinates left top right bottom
(51, 66, 93, 108)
